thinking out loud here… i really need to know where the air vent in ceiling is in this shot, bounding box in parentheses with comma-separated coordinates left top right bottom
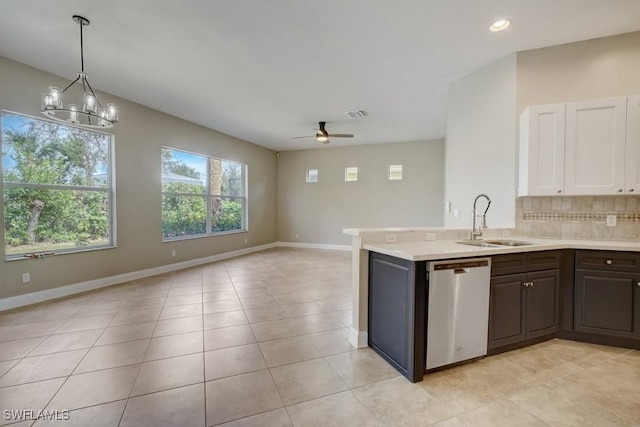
(345, 110, 368, 119)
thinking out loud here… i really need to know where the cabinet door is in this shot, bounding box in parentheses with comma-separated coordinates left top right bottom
(525, 270, 559, 339)
(488, 273, 527, 349)
(518, 104, 566, 196)
(565, 97, 627, 195)
(625, 95, 640, 194)
(574, 270, 640, 339)
(368, 253, 425, 382)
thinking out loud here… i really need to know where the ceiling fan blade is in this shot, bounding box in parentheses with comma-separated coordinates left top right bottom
(327, 134, 354, 138)
(290, 135, 315, 139)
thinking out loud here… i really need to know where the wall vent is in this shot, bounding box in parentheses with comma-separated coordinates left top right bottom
(345, 110, 368, 119)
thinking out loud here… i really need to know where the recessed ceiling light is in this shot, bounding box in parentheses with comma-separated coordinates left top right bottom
(489, 19, 511, 32)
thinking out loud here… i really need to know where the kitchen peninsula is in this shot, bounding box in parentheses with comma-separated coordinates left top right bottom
(344, 227, 640, 382)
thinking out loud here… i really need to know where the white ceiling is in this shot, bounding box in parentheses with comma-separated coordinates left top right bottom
(1, 1, 640, 151)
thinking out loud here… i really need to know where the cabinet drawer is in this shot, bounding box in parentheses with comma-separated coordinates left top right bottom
(528, 251, 561, 272)
(576, 250, 640, 273)
(491, 253, 527, 276)
(491, 251, 561, 277)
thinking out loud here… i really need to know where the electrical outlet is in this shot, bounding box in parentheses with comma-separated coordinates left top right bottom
(453, 208, 459, 219)
(426, 233, 436, 241)
(385, 234, 397, 243)
(244, 238, 248, 244)
(295, 234, 299, 239)
(606, 215, 617, 227)
(171, 250, 176, 257)
(22, 273, 30, 283)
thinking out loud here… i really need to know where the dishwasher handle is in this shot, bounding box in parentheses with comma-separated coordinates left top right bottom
(433, 259, 490, 271)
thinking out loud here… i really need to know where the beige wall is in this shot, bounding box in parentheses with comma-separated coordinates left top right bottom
(0, 56, 278, 299)
(444, 54, 518, 229)
(516, 31, 640, 114)
(277, 140, 445, 245)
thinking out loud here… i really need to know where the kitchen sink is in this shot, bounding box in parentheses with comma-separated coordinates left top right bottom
(457, 239, 536, 248)
(484, 240, 536, 246)
(456, 241, 501, 247)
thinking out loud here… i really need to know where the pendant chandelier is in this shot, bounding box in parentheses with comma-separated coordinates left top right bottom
(41, 15, 119, 129)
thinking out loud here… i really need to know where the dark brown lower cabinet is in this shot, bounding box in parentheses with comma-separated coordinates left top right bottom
(526, 270, 560, 338)
(488, 269, 559, 350)
(574, 270, 640, 339)
(368, 252, 425, 383)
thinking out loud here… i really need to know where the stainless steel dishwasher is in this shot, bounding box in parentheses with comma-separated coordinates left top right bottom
(426, 258, 491, 370)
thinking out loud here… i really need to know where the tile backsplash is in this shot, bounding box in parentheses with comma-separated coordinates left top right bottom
(516, 196, 640, 240)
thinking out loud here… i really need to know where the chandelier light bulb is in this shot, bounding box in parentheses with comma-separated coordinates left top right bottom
(68, 104, 79, 123)
(84, 93, 97, 114)
(107, 103, 119, 122)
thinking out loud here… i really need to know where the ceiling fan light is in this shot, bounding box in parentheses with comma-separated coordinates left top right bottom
(316, 134, 328, 142)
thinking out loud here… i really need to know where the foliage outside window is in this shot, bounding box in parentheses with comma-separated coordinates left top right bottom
(2, 112, 113, 258)
(345, 167, 358, 182)
(162, 147, 247, 240)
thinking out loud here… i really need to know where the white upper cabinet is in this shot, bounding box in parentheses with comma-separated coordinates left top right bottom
(519, 104, 566, 196)
(625, 95, 640, 194)
(564, 97, 627, 195)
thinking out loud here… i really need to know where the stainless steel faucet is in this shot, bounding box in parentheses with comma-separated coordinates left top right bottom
(470, 194, 491, 240)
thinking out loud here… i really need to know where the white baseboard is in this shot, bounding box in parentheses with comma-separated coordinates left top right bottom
(0, 242, 278, 312)
(277, 241, 351, 251)
(348, 327, 369, 349)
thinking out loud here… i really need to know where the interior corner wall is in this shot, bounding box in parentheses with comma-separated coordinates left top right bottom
(516, 31, 640, 114)
(444, 53, 517, 229)
(0, 56, 278, 300)
(276, 140, 445, 245)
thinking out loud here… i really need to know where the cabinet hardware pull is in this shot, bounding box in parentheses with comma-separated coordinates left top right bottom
(530, 282, 534, 287)
(618, 189, 623, 192)
(557, 190, 562, 193)
(606, 260, 613, 265)
(630, 189, 635, 192)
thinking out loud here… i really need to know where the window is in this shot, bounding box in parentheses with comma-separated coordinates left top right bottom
(306, 168, 318, 183)
(2, 111, 114, 258)
(161, 147, 247, 240)
(345, 167, 358, 182)
(389, 164, 403, 180)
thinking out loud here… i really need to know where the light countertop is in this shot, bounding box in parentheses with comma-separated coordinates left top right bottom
(363, 237, 640, 261)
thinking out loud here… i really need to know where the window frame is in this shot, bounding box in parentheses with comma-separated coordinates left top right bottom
(306, 168, 319, 183)
(345, 166, 358, 182)
(1, 110, 116, 261)
(161, 146, 248, 242)
(388, 164, 403, 181)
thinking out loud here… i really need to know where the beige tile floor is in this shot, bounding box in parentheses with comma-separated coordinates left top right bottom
(0, 247, 639, 426)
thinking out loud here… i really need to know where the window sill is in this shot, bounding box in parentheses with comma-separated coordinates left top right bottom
(162, 229, 248, 243)
(5, 244, 116, 262)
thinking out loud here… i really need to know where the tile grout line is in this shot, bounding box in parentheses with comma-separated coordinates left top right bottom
(115, 270, 174, 427)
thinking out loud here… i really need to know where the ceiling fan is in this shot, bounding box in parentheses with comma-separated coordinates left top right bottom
(292, 121, 354, 144)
